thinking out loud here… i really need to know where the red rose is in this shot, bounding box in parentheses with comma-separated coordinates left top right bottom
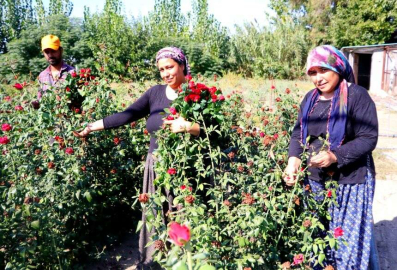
(285, 88, 291, 94)
(13, 83, 24, 90)
(188, 81, 195, 89)
(275, 97, 282, 102)
(86, 68, 91, 74)
(74, 108, 80, 113)
(65, 147, 74, 155)
(184, 195, 195, 204)
(209, 87, 217, 95)
(96, 98, 100, 103)
(191, 94, 200, 102)
(169, 107, 177, 115)
(327, 189, 332, 198)
(166, 115, 174, 120)
(185, 74, 192, 81)
(84, 82, 89, 86)
(4, 96, 11, 102)
(260, 132, 265, 137)
(80, 68, 86, 74)
(48, 162, 55, 169)
(71, 72, 77, 78)
(273, 133, 279, 140)
(293, 254, 304, 265)
(139, 193, 149, 203)
(167, 168, 177, 175)
(14, 105, 23, 111)
(334, 227, 344, 238)
(66, 87, 71, 92)
(113, 137, 120, 145)
(81, 166, 86, 171)
(110, 168, 117, 174)
(218, 95, 225, 101)
(0, 136, 10, 145)
(90, 75, 96, 80)
(168, 222, 191, 246)
(184, 96, 191, 102)
(188, 187, 192, 192)
(196, 83, 208, 91)
(180, 185, 186, 190)
(143, 129, 149, 135)
(1, 124, 12, 132)
(271, 85, 276, 90)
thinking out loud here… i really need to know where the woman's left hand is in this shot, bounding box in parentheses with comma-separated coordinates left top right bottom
(309, 151, 337, 168)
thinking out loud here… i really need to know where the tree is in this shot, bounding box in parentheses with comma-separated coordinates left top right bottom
(329, 0, 397, 47)
(0, 0, 35, 53)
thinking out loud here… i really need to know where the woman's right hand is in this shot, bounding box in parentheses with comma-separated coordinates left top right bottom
(73, 126, 92, 138)
(283, 157, 302, 186)
(283, 165, 298, 186)
(73, 120, 105, 138)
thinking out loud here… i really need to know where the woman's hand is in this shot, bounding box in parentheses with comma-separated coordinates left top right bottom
(164, 117, 200, 136)
(309, 151, 337, 168)
(73, 120, 104, 138)
(283, 157, 302, 186)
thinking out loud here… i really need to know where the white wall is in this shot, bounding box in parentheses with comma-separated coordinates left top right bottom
(370, 51, 384, 92)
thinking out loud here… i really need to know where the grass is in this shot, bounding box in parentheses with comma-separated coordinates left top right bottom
(373, 149, 397, 180)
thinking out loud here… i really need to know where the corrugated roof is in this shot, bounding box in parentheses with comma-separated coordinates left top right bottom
(341, 43, 397, 54)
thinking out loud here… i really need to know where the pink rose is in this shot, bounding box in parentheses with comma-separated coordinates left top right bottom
(169, 107, 177, 115)
(1, 124, 12, 132)
(168, 222, 191, 246)
(334, 227, 344, 238)
(65, 147, 74, 155)
(13, 83, 24, 90)
(167, 168, 177, 175)
(185, 74, 192, 81)
(14, 105, 23, 111)
(260, 132, 265, 137)
(0, 136, 10, 145)
(218, 95, 225, 101)
(293, 254, 304, 265)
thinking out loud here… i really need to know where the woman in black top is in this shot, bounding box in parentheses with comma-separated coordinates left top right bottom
(74, 47, 199, 268)
(284, 45, 380, 269)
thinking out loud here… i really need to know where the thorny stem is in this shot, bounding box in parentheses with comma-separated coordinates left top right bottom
(199, 113, 219, 241)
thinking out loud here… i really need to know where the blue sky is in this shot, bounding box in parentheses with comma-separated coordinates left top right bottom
(43, 0, 273, 31)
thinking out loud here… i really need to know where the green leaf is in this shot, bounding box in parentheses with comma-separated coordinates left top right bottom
(31, 220, 40, 230)
(199, 265, 216, 270)
(329, 238, 336, 249)
(172, 261, 188, 270)
(84, 191, 92, 202)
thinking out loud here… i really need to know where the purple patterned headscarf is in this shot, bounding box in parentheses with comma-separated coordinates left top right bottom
(302, 45, 355, 151)
(156, 47, 190, 75)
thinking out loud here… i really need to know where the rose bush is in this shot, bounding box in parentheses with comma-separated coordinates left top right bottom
(0, 70, 149, 268)
(143, 81, 344, 269)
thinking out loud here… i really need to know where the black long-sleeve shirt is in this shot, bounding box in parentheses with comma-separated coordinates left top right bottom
(288, 83, 378, 184)
(103, 85, 170, 153)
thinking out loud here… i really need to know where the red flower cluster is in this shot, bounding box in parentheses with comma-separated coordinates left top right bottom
(183, 80, 224, 103)
(1, 124, 12, 132)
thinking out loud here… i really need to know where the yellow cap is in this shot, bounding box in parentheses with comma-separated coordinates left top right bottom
(41, 35, 61, 51)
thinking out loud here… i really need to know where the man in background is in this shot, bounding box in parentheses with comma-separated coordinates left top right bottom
(38, 34, 75, 99)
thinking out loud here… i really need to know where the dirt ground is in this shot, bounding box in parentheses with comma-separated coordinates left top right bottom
(87, 92, 397, 270)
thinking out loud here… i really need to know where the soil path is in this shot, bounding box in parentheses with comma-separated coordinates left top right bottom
(88, 93, 397, 270)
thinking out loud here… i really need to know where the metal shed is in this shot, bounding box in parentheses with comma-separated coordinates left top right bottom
(341, 43, 397, 95)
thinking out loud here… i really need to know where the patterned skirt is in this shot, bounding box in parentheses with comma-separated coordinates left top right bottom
(307, 170, 380, 270)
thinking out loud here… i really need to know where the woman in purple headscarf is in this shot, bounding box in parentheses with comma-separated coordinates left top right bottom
(74, 47, 199, 268)
(284, 45, 380, 269)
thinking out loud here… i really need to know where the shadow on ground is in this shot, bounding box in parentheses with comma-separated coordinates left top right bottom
(374, 217, 397, 270)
